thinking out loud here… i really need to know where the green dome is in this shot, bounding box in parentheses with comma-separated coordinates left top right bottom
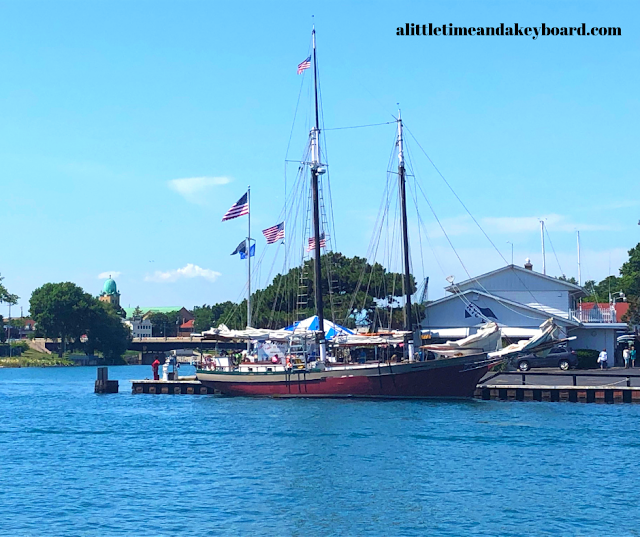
(103, 277, 117, 295)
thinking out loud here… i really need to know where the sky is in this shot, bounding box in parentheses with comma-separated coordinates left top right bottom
(1, 0, 639, 316)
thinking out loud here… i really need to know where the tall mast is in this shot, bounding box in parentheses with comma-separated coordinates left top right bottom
(310, 26, 326, 361)
(397, 111, 415, 361)
(247, 185, 252, 329)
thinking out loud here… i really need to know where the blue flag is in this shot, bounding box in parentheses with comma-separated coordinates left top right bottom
(240, 244, 255, 259)
(231, 241, 255, 259)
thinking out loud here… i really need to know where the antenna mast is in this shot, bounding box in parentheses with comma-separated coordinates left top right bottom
(540, 220, 546, 275)
(576, 230, 581, 286)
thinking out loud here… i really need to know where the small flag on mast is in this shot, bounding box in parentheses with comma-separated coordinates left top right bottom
(222, 193, 249, 221)
(297, 55, 311, 74)
(262, 222, 285, 244)
(307, 233, 327, 252)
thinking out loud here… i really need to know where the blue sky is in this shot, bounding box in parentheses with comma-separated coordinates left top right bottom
(1, 0, 638, 315)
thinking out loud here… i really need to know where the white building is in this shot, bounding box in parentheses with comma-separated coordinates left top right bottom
(123, 319, 153, 339)
(421, 262, 627, 365)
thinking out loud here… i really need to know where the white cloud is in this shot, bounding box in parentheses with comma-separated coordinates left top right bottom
(168, 176, 232, 204)
(98, 271, 121, 279)
(145, 264, 221, 283)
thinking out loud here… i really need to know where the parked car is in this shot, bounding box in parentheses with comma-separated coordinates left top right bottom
(513, 346, 578, 371)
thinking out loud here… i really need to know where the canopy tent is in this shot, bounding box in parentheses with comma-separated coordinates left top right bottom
(201, 324, 293, 342)
(201, 316, 354, 342)
(284, 316, 354, 340)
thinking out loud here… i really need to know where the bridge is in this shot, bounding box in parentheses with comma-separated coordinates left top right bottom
(128, 337, 245, 364)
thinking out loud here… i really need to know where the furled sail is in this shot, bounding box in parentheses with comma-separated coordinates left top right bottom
(421, 322, 502, 358)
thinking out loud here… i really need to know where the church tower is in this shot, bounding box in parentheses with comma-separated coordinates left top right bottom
(99, 276, 121, 308)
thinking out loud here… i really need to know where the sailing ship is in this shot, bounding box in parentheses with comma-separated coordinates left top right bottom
(196, 28, 506, 397)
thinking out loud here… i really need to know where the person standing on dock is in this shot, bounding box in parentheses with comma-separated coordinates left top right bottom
(152, 358, 160, 380)
(631, 346, 636, 368)
(598, 349, 608, 370)
(624, 347, 631, 368)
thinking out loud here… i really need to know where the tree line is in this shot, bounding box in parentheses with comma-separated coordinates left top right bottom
(192, 252, 423, 332)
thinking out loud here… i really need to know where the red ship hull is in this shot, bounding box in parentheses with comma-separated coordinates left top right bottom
(197, 357, 490, 398)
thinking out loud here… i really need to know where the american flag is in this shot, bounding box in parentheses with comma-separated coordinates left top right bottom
(297, 55, 311, 74)
(307, 233, 327, 252)
(262, 222, 285, 244)
(222, 192, 249, 221)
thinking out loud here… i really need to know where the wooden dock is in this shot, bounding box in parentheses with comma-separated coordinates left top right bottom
(476, 370, 640, 403)
(131, 376, 216, 395)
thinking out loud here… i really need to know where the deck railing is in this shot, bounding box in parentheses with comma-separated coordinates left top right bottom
(571, 306, 616, 323)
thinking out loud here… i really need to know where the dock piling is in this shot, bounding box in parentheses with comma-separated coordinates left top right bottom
(95, 367, 119, 394)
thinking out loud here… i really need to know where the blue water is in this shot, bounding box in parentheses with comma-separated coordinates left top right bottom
(1, 365, 639, 536)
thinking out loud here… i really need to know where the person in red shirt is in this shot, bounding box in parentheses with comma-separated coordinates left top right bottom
(151, 359, 160, 380)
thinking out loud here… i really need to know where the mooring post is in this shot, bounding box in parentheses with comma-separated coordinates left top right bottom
(627, 377, 631, 387)
(521, 373, 526, 386)
(573, 375, 577, 386)
(95, 367, 119, 394)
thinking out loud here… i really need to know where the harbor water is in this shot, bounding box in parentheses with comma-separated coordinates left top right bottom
(1, 365, 639, 536)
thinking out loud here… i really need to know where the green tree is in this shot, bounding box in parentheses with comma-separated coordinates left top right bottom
(193, 302, 238, 333)
(0, 276, 19, 342)
(132, 306, 143, 319)
(558, 275, 578, 285)
(619, 243, 640, 298)
(30, 282, 94, 356)
(85, 301, 131, 363)
(148, 311, 181, 337)
(0, 276, 19, 305)
(219, 252, 421, 330)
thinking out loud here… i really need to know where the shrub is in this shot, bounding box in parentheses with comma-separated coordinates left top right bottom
(575, 349, 599, 370)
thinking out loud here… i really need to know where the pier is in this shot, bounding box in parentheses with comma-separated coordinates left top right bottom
(131, 376, 216, 395)
(476, 369, 640, 403)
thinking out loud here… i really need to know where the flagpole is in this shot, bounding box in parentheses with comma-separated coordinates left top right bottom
(247, 185, 252, 330)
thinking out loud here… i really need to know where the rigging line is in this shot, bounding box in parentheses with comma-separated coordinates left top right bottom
(403, 124, 509, 266)
(324, 121, 396, 131)
(412, 173, 474, 281)
(316, 82, 338, 324)
(316, 67, 340, 325)
(408, 176, 426, 281)
(342, 155, 392, 324)
(412, 177, 547, 322)
(349, 132, 398, 325)
(404, 136, 546, 310)
(359, 172, 394, 320)
(284, 69, 307, 162)
(271, 162, 307, 323)
(252, 242, 281, 322)
(544, 225, 565, 276)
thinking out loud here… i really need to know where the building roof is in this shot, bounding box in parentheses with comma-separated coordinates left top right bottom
(123, 307, 185, 319)
(424, 288, 581, 327)
(444, 264, 585, 295)
(180, 319, 195, 329)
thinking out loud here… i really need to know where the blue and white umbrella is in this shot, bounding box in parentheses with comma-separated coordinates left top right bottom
(284, 316, 354, 340)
